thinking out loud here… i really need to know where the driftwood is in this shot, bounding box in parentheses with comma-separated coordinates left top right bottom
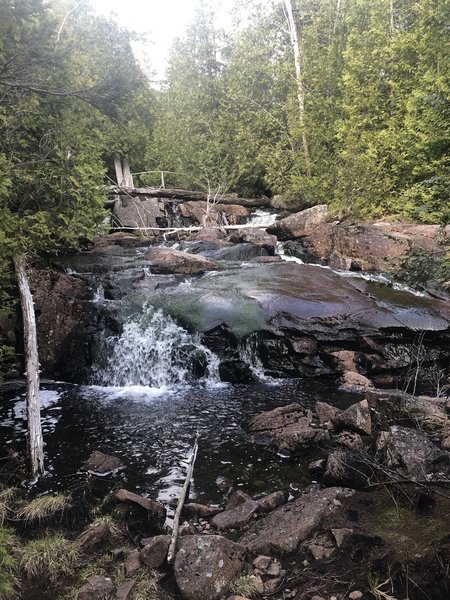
(14, 256, 45, 480)
(108, 186, 270, 208)
(167, 435, 199, 564)
(109, 223, 273, 236)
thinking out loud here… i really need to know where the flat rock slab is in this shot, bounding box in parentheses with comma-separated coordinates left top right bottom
(211, 500, 259, 530)
(174, 535, 246, 600)
(239, 487, 354, 555)
(146, 247, 219, 275)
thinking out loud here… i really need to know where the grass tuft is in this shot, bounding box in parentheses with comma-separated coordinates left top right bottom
(0, 527, 19, 599)
(0, 489, 17, 527)
(20, 535, 78, 583)
(230, 575, 260, 598)
(18, 494, 70, 524)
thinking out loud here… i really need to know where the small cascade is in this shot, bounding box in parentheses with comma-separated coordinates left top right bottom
(92, 305, 220, 388)
(249, 209, 278, 226)
(240, 334, 277, 384)
(275, 241, 305, 264)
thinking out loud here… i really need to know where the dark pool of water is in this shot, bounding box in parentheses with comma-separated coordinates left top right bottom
(0, 378, 356, 506)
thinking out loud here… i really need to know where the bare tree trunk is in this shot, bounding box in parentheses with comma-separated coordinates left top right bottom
(14, 256, 45, 480)
(390, 0, 395, 33)
(283, 0, 312, 177)
(333, 0, 342, 34)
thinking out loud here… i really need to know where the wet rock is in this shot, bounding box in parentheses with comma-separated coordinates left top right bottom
(77, 575, 116, 600)
(249, 404, 330, 453)
(209, 242, 268, 261)
(229, 228, 277, 249)
(226, 490, 253, 511)
(116, 579, 137, 600)
(256, 490, 288, 513)
(139, 535, 170, 568)
(248, 255, 282, 263)
(115, 489, 166, 521)
(145, 247, 219, 275)
(219, 359, 254, 383)
(182, 503, 222, 518)
(239, 487, 353, 555)
(315, 402, 341, 426)
(84, 451, 125, 474)
(73, 521, 110, 553)
(211, 500, 259, 531)
(174, 535, 246, 600)
(336, 430, 364, 451)
(333, 399, 372, 435)
(267, 205, 328, 240)
(330, 350, 359, 372)
(124, 550, 141, 577)
(377, 425, 450, 481)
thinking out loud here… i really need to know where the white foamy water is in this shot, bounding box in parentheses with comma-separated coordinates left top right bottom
(249, 209, 278, 226)
(92, 305, 220, 388)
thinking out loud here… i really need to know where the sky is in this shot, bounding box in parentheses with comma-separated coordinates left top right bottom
(90, 0, 238, 80)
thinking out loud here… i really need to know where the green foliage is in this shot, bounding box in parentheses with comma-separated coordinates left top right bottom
(0, 527, 19, 599)
(20, 534, 78, 583)
(397, 247, 450, 287)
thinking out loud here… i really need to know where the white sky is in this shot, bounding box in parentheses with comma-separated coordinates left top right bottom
(90, 0, 238, 80)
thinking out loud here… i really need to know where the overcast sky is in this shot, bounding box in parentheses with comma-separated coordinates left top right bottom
(90, 0, 238, 79)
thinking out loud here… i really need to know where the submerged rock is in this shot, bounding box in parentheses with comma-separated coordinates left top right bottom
(145, 247, 219, 275)
(174, 535, 246, 600)
(84, 451, 124, 474)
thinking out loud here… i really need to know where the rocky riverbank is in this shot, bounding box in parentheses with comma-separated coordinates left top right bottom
(1, 385, 449, 600)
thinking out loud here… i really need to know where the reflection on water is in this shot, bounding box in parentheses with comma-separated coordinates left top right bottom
(0, 379, 354, 505)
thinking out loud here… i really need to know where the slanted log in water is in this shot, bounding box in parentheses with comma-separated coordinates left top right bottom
(109, 187, 270, 208)
(167, 435, 199, 564)
(14, 256, 45, 479)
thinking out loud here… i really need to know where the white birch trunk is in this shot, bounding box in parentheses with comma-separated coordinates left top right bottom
(283, 0, 312, 176)
(14, 256, 45, 479)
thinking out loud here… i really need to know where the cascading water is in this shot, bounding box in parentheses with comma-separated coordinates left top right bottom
(92, 304, 220, 388)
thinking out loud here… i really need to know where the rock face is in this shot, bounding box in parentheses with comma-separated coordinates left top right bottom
(267, 205, 328, 240)
(376, 425, 450, 481)
(113, 195, 168, 231)
(174, 535, 246, 600)
(145, 247, 219, 274)
(29, 268, 97, 379)
(249, 404, 330, 453)
(239, 487, 354, 555)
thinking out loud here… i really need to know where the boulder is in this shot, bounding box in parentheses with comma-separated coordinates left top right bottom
(182, 503, 222, 518)
(73, 521, 110, 553)
(116, 579, 137, 600)
(219, 359, 254, 384)
(249, 404, 330, 453)
(267, 205, 328, 240)
(315, 402, 341, 426)
(139, 535, 170, 568)
(336, 430, 364, 451)
(341, 371, 374, 389)
(333, 399, 372, 435)
(178, 201, 250, 226)
(174, 535, 246, 600)
(239, 487, 353, 555)
(226, 490, 253, 511)
(211, 500, 259, 531)
(113, 195, 167, 230)
(228, 228, 277, 249)
(145, 247, 219, 275)
(256, 491, 288, 513)
(115, 489, 166, 521)
(83, 451, 124, 474)
(324, 449, 370, 488)
(376, 425, 450, 481)
(77, 575, 116, 600)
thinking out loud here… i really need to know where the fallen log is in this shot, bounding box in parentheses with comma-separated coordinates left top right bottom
(109, 223, 275, 235)
(167, 435, 199, 564)
(108, 186, 271, 208)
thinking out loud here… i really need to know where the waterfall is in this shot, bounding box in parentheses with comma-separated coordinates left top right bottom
(92, 305, 220, 388)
